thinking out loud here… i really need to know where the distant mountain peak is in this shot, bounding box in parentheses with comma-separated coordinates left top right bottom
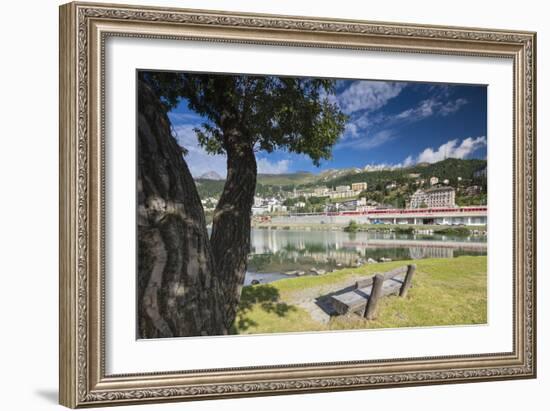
(199, 171, 223, 180)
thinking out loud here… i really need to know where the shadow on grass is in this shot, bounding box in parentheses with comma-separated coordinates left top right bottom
(231, 284, 297, 333)
(314, 283, 360, 317)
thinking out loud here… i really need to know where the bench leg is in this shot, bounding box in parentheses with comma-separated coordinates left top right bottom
(364, 274, 384, 320)
(399, 264, 416, 298)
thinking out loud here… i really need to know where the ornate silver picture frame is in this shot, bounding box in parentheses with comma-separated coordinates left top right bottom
(59, 2, 536, 408)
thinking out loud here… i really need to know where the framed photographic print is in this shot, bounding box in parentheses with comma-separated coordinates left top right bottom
(59, 2, 537, 408)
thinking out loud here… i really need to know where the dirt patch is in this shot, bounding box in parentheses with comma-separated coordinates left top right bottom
(285, 275, 366, 324)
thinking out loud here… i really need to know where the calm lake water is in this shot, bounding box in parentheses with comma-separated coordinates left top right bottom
(244, 228, 486, 286)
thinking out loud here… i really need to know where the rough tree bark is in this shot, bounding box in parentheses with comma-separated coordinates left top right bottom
(137, 80, 227, 338)
(210, 135, 257, 330)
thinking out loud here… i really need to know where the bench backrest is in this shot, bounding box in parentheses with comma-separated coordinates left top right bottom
(354, 265, 412, 289)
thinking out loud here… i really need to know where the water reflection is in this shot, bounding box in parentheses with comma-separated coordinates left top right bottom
(245, 228, 486, 285)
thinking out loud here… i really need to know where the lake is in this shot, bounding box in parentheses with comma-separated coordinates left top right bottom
(244, 228, 486, 286)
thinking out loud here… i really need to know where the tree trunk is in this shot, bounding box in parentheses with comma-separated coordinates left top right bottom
(210, 138, 257, 330)
(137, 80, 227, 338)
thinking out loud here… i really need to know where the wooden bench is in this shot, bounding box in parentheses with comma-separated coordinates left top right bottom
(328, 264, 416, 320)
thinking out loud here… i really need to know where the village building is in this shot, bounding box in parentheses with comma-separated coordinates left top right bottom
(351, 182, 368, 192)
(313, 187, 329, 196)
(328, 190, 356, 200)
(409, 186, 456, 209)
(292, 188, 313, 198)
(464, 185, 483, 196)
(337, 197, 367, 210)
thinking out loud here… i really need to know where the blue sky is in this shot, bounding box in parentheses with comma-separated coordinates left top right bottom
(168, 78, 487, 177)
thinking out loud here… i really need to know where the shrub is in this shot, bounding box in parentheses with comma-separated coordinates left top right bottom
(344, 220, 360, 233)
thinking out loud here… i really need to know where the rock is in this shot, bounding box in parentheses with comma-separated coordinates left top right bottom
(309, 268, 326, 275)
(251, 279, 260, 285)
(367, 258, 378, 264)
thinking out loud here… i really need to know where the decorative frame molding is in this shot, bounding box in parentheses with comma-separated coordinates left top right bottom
(59, 2, 536, 408)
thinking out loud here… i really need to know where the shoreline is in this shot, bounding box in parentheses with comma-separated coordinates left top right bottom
(251, 222, 487, 235)
(245, 242, 487, 286)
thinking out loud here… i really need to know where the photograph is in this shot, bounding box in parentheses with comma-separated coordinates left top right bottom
(137, 71, 488, 339)
(55, 2, 536, 407)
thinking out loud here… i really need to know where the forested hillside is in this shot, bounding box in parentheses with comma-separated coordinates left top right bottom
(317, 158, 486, 189)
(195, 158, 487, 203)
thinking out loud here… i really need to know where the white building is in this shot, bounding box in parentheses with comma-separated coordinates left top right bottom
(292, 188, 313, 198)
(351, 182, 367, 192)
(270, 204, 287, 213)
(251, 206, 269, 215)
(251, 204, 287, 215)
(430, 176, 439, 186)
(313, 187, 329, 196)
(253, 196, 263, 207)
(328, 190, 356, 200)
(409, 187, 456, 208)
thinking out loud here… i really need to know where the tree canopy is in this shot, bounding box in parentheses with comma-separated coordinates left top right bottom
(139, 71, 347, 166)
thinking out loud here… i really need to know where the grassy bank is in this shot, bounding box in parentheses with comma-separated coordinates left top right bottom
(232, 256, 487, 335)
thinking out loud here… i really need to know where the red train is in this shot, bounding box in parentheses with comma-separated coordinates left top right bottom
(291, 206, 487, 218)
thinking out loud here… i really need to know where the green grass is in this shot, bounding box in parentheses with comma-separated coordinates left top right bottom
(433, 226, 471, 236)
(232, 256, 487, 335)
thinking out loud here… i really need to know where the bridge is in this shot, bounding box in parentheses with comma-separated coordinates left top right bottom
(270, 206, 487, 226)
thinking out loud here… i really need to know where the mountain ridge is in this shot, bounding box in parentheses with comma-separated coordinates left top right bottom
(198, 171, 224, 180)
(195, 158, 486, 199)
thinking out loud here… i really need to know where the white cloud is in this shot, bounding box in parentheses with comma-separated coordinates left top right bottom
(362, 156, 414, 171)
(338, 84, 467, 149)
(360, 130, 395, 149)
(337, 129, 395, 150)
(337, 81, 405, 114)
(363, 136, 486, 171)
(440, 98, 468, 115)
(172, 124, 228, 178)
(395, 97, 467, 121)
(402, 155, 414, 167)
(257, 158, 290, 174)
(415, 136, 487, 163)
(395, 99, 437, 120)
(344, 122, 359, 139)
(362, 163, 402, 171)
